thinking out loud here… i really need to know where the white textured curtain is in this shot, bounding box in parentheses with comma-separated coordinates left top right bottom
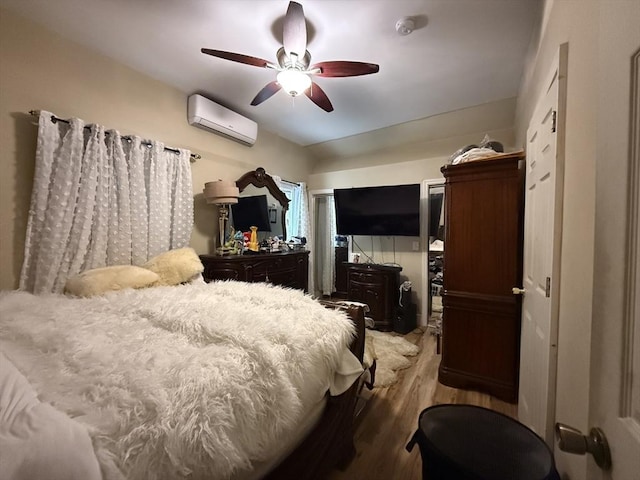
(273, 177, 309, 241)
(319, 195, 336, 296)
(291, 181, 310, 240)
(20, 111, 193, 294)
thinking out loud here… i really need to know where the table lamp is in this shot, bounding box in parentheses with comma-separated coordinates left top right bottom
(203, 179, 239, 255)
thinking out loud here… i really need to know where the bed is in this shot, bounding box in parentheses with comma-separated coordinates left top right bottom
(0, 279, 367, 480)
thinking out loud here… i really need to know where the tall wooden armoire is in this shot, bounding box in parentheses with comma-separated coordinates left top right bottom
(438, 151, 525, 403)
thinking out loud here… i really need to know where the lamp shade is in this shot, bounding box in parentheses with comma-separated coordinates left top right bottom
(203, 180, 239, 205)
(277, 70, 312, 97)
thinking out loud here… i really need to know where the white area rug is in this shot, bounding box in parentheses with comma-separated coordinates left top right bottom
(366, 330, 420, 387)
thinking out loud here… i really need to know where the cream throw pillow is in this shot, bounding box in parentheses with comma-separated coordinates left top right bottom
(64, 265, 159, 297)
(142, 247, 204, 286)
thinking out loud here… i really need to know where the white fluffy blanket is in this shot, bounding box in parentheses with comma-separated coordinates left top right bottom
(0, 281, 355, 480)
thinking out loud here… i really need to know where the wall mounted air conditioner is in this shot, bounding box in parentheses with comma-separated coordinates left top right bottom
(187, 94, 258, 146)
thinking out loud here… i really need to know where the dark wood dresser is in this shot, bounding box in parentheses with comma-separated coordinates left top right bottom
(438, 152, 525, 403)
(334, 246, 349, 298)
(346, 263, 402, 331)
(200, 250, 310, 292)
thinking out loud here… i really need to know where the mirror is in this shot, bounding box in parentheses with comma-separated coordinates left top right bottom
(427, 183, 445, 344)
(234, 167, 289, 241)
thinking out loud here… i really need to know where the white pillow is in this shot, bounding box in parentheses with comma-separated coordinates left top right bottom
(64, 265, 159, 297)
(142, 247, 204, 286)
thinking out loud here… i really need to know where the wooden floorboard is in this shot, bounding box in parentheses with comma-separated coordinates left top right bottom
(328, 328, 517, 480)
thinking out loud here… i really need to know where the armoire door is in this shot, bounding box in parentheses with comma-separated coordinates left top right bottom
(438, 152, 525, 402)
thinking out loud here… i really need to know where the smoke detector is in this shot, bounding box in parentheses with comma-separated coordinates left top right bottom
(395, 17, 415, 36)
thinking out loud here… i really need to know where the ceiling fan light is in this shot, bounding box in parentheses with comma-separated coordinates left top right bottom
(277, 70, 312, 96)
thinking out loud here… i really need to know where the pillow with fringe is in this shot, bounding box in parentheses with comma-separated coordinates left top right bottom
(64, 266, 159, 297)
(142, 247, 204, 286)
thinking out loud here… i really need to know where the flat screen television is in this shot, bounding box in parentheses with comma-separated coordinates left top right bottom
(231, 194, 271, 232)
(334, 184, 420, 236)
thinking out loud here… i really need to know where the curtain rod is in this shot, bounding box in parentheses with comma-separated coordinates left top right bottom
(280, 178, 300, 186)
(29, 110, 201, 161)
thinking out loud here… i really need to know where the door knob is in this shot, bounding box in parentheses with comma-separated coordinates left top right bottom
(555, 423, 611, 470)
(512, 287, 525, 295)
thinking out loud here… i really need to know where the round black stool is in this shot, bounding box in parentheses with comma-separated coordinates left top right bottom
(406, 404, 560, 480)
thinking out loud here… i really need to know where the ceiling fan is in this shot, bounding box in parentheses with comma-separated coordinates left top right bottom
(201, 1, 379, 112)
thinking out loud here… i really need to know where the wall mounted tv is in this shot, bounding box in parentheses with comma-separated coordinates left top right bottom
(231, 194, 271, 232)
(334, 184, 420, 237)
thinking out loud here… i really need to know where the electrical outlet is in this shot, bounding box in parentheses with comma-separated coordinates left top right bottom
(412, 241, 420, 251)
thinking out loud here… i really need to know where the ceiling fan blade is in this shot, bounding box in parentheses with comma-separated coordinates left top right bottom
(311, 61, 380, 77)
(305, 82, 334, 112)
(283, 1, 307, 59)
(201, 49, 271, 68)
(251, 81, 282, 106)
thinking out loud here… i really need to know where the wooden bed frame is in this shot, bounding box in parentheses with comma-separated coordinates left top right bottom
(265, 301, 366, 480)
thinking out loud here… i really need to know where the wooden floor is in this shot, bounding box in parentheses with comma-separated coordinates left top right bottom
(328, 328, 517, 480)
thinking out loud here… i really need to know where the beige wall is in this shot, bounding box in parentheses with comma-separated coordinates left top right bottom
(0, 8, 315, 290)
(309, 98, 517, 172)
(309, 100, 517, 324)
(0, 5, 520, 307)
(2, 4, 632, 476)
(514, 0, 602, 478)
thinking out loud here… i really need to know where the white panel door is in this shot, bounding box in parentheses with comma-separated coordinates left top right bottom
(554, 4, 639, 477)
(518, 45, 566, 445)
(586, 3, 640, 478)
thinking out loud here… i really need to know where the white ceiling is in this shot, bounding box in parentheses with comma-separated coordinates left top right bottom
(1, 0, 540, 146)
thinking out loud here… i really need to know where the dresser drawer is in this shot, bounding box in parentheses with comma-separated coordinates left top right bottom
(202, 261, 246, 281)
(349, 270, 385, 286)
(200, 251, 309, 292)
(345, 263, 402, 331)
(246, 255, 297, 276)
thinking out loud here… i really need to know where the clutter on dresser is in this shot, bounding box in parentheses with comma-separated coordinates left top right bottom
(287, 236, 307, 251)
(335, 235, 348, 248)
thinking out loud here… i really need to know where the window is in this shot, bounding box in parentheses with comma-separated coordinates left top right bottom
(279, 181, 308, 240)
